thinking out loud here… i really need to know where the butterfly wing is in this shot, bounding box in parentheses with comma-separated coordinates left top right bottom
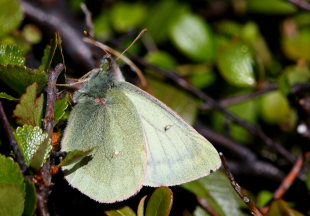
(117, 82, 221, 186)
(61, 89, 147, 203)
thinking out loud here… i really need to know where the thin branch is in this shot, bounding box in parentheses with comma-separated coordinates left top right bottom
(36, 64, 64, 216)
(228, 160, 285, 182)
(0, 101, 28, 173)
(131, 55, 296, 163)
(291, 82, 310, 94)
(202, 81, 310, 110)
(261, 152, 310, 214)
(216, 82, 277, 108)
(44, 64, 64, 137)
(196, 123, 256, 162)
(81, 3, 94, 37)
(219, 153, 264, 216)
(21, 0, 95, 72)
(288, 0, 310, 11)
(196, 123, 285, 181)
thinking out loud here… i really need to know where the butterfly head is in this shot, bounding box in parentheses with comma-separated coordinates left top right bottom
(73, 55, 122, 102)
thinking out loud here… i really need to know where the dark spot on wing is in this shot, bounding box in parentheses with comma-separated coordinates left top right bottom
(210, 169, 214, 173)
(164, 125, 173, 131)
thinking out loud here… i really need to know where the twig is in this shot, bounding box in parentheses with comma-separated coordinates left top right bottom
(44, 64, 64, 137)
(196, 123, 285, 181)
(0, 101, 28, 173)
(196, 123, 256, 162)
(36, 64, 64, 216)
(291, 82, 310, 94)
(215, 83, 278, 108)
(131, 55, 296, 163)
(202, 82, 309, 109)
(219, 152, 264, 216)
(21, 0, 95, 72)
(288, 0, 310, 11)
(228, 160, 284, 182)
(261, 152, 310, 214)
(81, 3, 94, 37)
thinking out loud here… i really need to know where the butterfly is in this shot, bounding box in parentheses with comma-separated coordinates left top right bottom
(61, 56, 221, 203)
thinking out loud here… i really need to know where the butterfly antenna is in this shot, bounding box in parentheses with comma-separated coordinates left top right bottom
(83, 31, 148, 88)
(116, 28, 148, 61)
(84, 31, 109, 55)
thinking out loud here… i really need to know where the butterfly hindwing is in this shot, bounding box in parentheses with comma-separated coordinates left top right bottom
(61, 89, 147, 203)
(116, 82, 221, 186)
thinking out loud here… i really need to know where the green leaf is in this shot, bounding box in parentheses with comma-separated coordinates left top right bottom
(105, 206, 136, 216)
(216, 21, 242, 37)
(145, 187, 173, 216)
(260, 91, 292, 124)
(60, 148, 94, 167)
(0, 185, 25, 216)
(94, 13, 112, 41)
(247, 0, 297, 14)
(0, 0, 23, 36)
(0, 64, 47, 94)
(111, 2, 147, 32)
(177, 64, 216, 89)
(13, 83, 44, 127)
(0, 34, 31, 54)
(23, 179, 37, 216)
(306, 169, 310, 191)
(0, 154, 25, 193)
(30, 137, 52, 171)
(54, 95, 69, 125)
(145, 50, 178, 70)
(0, 92, 19, 101)
(182, 171, 247, 216)
(256, 190, 273, 208)
(0, 44, 25, 65)
(22, 24, 42, 44)
(169, 12, 215, 62)
(260, 91, 298, 130)
(40, 36, 57, 72)
(283, 28, 310, 61)
(14, 125, 49, 167)
(146, 1, 186, 43)
(39, 33, 65, 74)
(229, 107, 256, 143)
(283, 64, 310, 87)
(217, 41, 256, 87)
(266, 199, 304, 216)
(137, 195, 147, 216)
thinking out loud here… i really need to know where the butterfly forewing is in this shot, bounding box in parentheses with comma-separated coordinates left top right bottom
(61, 89, 147, 203)
(116, 82, 221, 186)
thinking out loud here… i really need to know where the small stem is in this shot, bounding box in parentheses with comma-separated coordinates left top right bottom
(36, 64, 64, 216)
(261, 152, 310, 214)
(219, 152, 264, 216)
(81, 3, 94, 37)
(0, 101, 28, 173)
